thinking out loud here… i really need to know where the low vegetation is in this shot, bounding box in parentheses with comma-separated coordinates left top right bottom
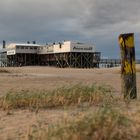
(0, 84, 115, 110)
(1, 84, 140, 140)
(0, 68, 10, 73)
(26, 106, 140, 140)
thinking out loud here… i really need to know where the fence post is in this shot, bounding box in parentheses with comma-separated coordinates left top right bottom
(118, 33, 137, 99)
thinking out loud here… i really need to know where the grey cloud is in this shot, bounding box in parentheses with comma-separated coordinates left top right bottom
(1, 0, 140, 35)
(0, 0, 140, 55)
(77, 0, 140, 33)
(0, 0, 84, 41)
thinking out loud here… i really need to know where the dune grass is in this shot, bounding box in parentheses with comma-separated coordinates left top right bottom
(1, 84, 140, 140)
(25, 105, 140, 140)
(0, 84, 115, 110)
(0, 68, 10, 73)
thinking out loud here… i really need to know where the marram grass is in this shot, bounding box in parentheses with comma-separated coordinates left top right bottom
(0, 68, 10, 73)
(1, 84, 140, 140)
(25, 106, 140, 140)
(0, 84, 115, 110)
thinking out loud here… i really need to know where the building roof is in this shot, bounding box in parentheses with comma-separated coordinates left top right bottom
(6, 43, 41, 49)
(15, 43, 40, 47)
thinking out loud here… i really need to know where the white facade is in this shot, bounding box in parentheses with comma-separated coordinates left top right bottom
(7, 43, 40, 55)
(53, 41, 71, 53)
(6, 41, 96, 55)
(37, 45, 54, 54)
(37, 41, 95, 54)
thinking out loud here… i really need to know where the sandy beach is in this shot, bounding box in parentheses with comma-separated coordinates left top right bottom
(0, 66, 140, 139)
(0, 66, 140, 96)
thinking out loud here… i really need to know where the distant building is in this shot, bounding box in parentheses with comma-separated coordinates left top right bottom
(0, 41, 101, 68)
(6, 43, 40, 66)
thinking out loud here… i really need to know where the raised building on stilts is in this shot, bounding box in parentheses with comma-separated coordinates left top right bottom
(0, 41, 101, 68)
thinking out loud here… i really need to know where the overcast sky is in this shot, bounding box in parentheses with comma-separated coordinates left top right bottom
(0, 0, 140, 58)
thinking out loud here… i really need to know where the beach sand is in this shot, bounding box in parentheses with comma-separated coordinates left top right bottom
(0, 66, 140, 139)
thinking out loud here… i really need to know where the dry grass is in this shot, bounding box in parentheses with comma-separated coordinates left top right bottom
(1, 84, 140, 140)
(24, 105, 140, 140)
(0, 66, 140, 140)
(0, 68, 10, 73)
(0, 84, 115, 110)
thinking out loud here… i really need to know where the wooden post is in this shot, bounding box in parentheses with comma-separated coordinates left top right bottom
(118, 33, 137, 99)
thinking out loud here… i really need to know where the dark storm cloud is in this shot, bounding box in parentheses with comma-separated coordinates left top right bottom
(0, 0, 140, 40)
(0, 0, 87, 42)
(0, 0, 140, 58)
(76, 0, 140, 37)
(78, 0, 140, 28)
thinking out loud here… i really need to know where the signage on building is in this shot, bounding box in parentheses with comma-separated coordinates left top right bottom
(73, 46, 92, 51)
(7, 50, 16, 55)
(72, 45, 94, 52)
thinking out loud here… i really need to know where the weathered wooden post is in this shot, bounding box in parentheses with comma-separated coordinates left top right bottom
(118, 33, 137, 99)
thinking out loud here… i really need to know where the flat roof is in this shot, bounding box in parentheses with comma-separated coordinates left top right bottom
(14, 43, 40, 47)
